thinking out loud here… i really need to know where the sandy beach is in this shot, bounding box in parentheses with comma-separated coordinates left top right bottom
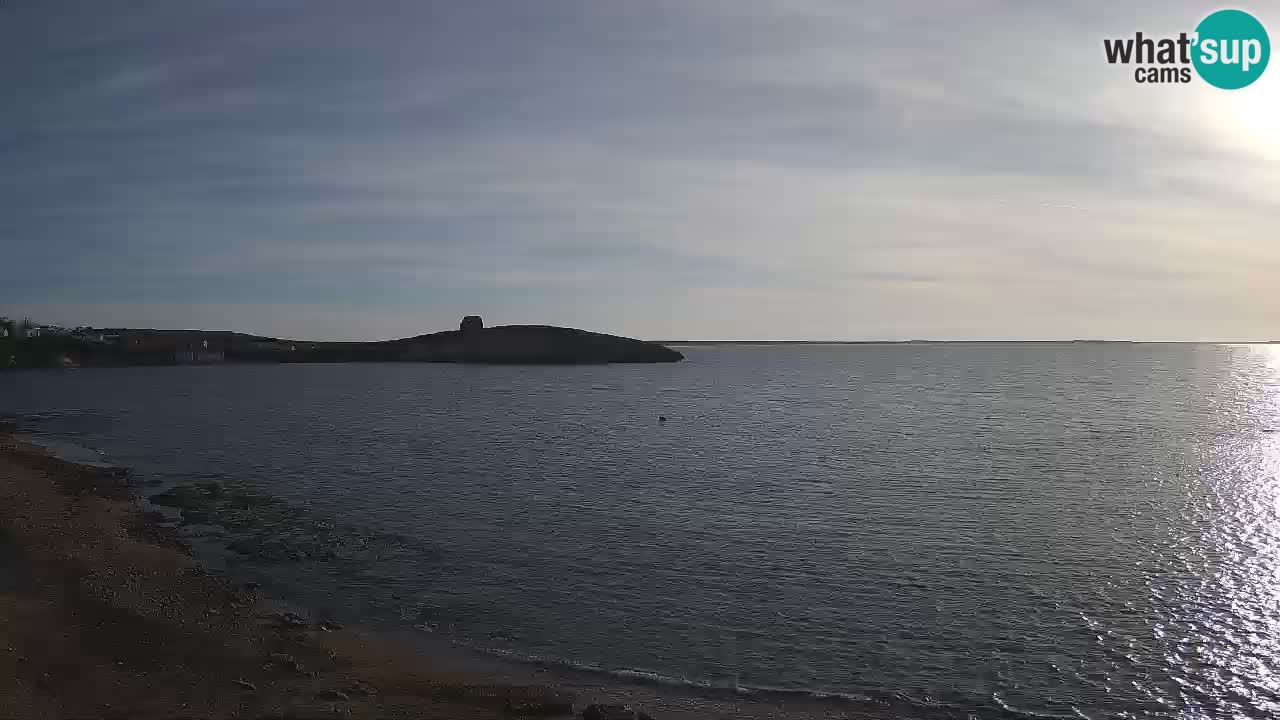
(0, 423, 579, 720)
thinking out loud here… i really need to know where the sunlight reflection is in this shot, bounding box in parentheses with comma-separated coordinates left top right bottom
(1173, 344, 1280, 716)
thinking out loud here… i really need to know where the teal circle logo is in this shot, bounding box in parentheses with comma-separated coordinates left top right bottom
(1193, 9, 1270, 89)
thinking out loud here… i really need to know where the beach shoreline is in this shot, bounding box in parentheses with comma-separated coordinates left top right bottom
(0, 421, 582, 720)
(0, 410, 899, 720)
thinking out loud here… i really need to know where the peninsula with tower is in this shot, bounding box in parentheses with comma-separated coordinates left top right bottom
(0, 315, 684, 368)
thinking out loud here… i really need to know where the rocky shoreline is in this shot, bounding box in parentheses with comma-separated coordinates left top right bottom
(0, 422, 659, 720)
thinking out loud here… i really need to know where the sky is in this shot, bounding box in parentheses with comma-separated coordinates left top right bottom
(3, 1, 1279, 341)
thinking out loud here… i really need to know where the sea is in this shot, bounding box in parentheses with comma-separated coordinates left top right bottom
(4, 343, 1280, 720)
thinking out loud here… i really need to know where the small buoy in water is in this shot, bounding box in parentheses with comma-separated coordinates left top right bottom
(658, 416, 667, 422)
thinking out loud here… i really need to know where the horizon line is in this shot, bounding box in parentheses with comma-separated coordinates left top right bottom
(657, 339, 1280, 345)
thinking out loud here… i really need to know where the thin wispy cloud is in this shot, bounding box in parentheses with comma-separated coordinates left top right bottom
(2, 0, 1277, 340)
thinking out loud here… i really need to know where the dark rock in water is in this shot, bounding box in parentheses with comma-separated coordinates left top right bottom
(149, 486, 208, 511)
(226, 534, 305, 563)
(197, 480, 225, 499)
(581, 703, 655, 720)
(658, 416, 667, 422)
(226, 538, 262, 557)
(180, 508, 214, 525)
(225, 487, 275, 510)
(150, 482, 226, 511)
(148, 491, 180, 508)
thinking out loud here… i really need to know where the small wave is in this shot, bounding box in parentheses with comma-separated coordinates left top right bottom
(992, 692, 1089, 720)
(15, 433, 117, 469)
(13, 408, 110, 423)
(472, 646, 925, 711)
(473, 643, 1111, 719)
(606, 668, 720, 691)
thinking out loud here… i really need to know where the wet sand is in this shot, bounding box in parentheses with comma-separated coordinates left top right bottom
(0, 425, 575, 719)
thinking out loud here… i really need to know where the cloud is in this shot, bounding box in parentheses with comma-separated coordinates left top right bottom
(2, 0, 1278, 339)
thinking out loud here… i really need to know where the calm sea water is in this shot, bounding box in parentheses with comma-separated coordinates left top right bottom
(6, 344, 1280, 719)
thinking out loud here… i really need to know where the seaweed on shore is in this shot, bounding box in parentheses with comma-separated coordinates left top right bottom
(149, 480, 427, 567)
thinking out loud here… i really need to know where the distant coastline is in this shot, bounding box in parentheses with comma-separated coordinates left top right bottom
(0, 315, 683, 368)
(6, 311, 1276, 370)
(661, 339, 1275, 345)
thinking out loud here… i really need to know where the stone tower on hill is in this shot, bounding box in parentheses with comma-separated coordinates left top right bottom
(460, 315, 483, 334)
